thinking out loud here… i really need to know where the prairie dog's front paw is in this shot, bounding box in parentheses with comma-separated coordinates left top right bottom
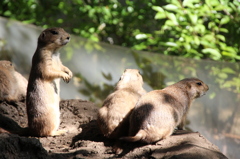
(63, 67, 73, 79)
(62, 73, 71, 83)
(65, 69, 73, 79)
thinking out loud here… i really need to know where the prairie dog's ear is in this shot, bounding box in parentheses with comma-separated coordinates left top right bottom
(186, 82, 192, 89)
(41, 32, 46, 39)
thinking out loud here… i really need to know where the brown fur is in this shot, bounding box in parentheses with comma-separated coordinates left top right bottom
(97, 69, 146, 139)
(121, 78, 209, 144)
(0, 60, 27, 102)
(14, 71, 28, 101)
(26, 28, 72, 137)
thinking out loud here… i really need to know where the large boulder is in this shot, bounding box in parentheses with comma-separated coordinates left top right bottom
(0, 100, 228, 159)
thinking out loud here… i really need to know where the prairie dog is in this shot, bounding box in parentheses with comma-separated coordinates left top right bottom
(26, 28, 72, 137)
(13, 71, 28, 101)
(121, 78, 209, 143)
(97, 69, 146, 139)
(0, 60, 27, 102)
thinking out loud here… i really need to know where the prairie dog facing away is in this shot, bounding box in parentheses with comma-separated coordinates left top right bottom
(121, 78, 209, 144)
(0, 60, 27, 102)
(26, 27, 72, 137)
(97, 69, 146, 139)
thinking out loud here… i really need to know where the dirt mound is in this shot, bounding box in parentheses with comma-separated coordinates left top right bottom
(0, 99, 228, 159)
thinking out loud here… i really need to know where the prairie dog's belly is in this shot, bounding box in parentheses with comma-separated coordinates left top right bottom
(29, 80, 60, 113)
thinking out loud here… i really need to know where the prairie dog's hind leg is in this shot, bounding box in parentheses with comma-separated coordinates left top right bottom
(50, 129, 68, 136)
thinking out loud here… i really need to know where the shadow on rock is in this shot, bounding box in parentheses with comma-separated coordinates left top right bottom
(70, 119, 117, 150)
(70, 119, 149, 158)
(0, 113, 22, 131)
(0, 133, 48, 159)
(71, 120, 105, 144)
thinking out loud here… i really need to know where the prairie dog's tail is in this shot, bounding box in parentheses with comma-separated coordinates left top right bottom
(120, 130, 146, 143)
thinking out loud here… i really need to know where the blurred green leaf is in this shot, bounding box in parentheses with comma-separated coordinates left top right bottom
(216, 34, 225, 42)
(155, 12, 166, 19)
(163, 4, 179, 11)
(165, 42, 177, 47)
(202, 48, 222, 60)
(188, 13, 198, 24)
(166, 12, 178, 25)
(183, 0, 200, 7)
(220, 16, 230, 25)
(152, 6, 164, 12)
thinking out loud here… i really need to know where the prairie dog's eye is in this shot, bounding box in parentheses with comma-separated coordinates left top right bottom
(119, 75, 123, 81)
(50, 30, 58, 35)
(196, 82, 202, 86)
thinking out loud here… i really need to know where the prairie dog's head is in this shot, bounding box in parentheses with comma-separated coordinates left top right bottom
(38, 27, 70, 50)
(0, 60, 15, 71)
(116, 69, 144, 89)
(178, 78, 209, 99)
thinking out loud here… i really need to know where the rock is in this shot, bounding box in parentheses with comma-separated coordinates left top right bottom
(0, 100, 228, 159)
(0, 133, 48, 159)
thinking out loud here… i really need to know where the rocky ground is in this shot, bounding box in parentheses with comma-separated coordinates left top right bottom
(0, 99, 228, 159)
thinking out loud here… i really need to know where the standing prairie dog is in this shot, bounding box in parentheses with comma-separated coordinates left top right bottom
(97, 69, 146, 139)
(26, 28, 72, 137)
(121, 78, 209, 144)
(0, 60, 27, 102)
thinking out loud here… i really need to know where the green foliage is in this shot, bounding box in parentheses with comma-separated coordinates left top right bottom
(1, 0, 240, 62)
(134, 0, 240, 62)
